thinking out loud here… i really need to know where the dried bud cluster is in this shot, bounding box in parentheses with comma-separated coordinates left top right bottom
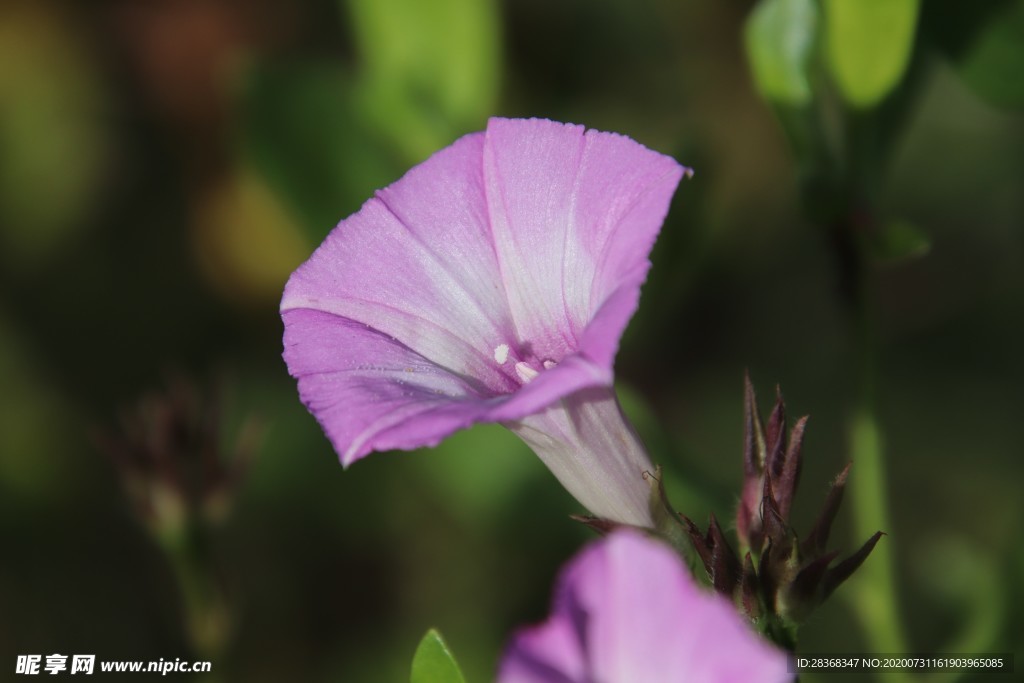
(96, 375, 260, 532)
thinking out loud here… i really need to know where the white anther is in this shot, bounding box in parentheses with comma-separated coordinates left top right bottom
(542, 360, 557, 370)
(515, 362, 539, 384)
(493, 343, 510, 364)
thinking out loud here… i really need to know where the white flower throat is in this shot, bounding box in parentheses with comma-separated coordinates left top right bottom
(493, 343, 557, 384)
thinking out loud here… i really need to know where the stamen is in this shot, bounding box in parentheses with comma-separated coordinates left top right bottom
(542, 360, 557, 370)
(493, 343, 510, 364)
(515, 362, 539, 384)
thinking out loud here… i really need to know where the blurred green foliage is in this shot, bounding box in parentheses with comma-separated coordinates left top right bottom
(956, 0, 1024, 108)
(242, 0, 501, 243)
(345, 0, 501, 162)
(240, 63, 400, 239)
(0, 1, 1022, 682)
(823, 0, 920, 108)
(0, 3, 108, 272)
(745, 0, 818, 106)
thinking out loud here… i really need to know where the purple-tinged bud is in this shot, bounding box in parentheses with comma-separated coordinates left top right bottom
(684, 376, 882, 639)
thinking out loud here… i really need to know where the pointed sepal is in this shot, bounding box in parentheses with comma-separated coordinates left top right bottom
(822, 531, 885, 599)
(569, 514, 622, 535)
(739, 552, 762, 620)
(679, 513, 742, 594)
(801, 462, 852, 557)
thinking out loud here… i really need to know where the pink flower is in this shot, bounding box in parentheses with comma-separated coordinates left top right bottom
(281, 118, 685, 526)
(499, 530, 793, 683)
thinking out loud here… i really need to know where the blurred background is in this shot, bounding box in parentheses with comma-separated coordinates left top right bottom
(1, 0, 1021, 681)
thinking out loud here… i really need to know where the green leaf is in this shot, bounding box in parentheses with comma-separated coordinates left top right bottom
(744, 0, 820, 106)
(410, 629, 466, 683)
(824, 0, 920, 108)
(957, 0, 1024, 109)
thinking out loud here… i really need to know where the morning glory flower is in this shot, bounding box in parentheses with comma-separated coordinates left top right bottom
(498, 530, 793, 683)
(281, 117, 685, 526)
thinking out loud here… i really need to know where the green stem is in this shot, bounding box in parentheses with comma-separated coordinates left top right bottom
(159, 518, 230, 679)
(789, 104, 914, 680)
(833, 153, 912, 680)
(847, 410, 908, 655)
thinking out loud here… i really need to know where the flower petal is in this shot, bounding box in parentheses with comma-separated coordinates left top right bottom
(558, 530, 687, 681)
(281, 131, 517, 396)
(283, 309, 497, 465)
(499, 531, 793, 683)
(499, 616, 585, 683)
(483, 118, 685, 368)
